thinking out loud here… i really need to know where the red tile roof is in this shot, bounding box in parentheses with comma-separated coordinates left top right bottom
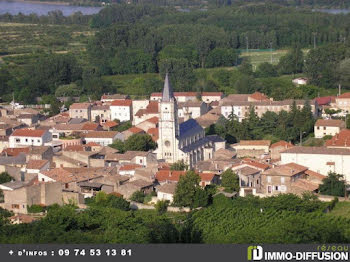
(127, 127, 144, 134)
(135, 102, 159, 117)
(26, 159, 49, 170)
(111, 99, 132, 106)
(147, 127, 159, 141)
(2, 147, 30, 156)
(304, 170, 326, 180)
(325, 129, 350, 147)
(82, 122, 100, 130)
(155, 170, 186, 183)
(242, 158, 271, 170)
(70, 103, 91, 109)
(315, 119, 345, 127)
(315, 96, 335, 106)
(238, 140, 271, 146)
(85, 142, 101, 147)
(338, 92, 350, 99)
(103, 121, 118, 128)
(199, 173, 216, 181)
(12, 129, 47, 137)
(270, 140, 294, 149)
(249, 92, 270, 101)
(85, 131, 118, 139)
(146, 116, 159, 124)
(64, 145, 85, 152)
(202, 92, 223, 97)
(119, 164, 142, 171)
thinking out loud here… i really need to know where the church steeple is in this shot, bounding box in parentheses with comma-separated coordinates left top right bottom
(162, 73, 174, 102)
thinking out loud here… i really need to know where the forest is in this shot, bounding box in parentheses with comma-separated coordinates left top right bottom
(1, 3, 350, 106)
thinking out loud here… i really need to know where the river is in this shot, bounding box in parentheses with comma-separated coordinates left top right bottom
(0, 0, 102, 16)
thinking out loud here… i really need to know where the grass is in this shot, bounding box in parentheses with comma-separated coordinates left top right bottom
(240, 49, 310, 69)
(328, 202, 350, 218)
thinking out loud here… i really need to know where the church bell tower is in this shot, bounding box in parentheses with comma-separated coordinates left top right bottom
(157, 73, 179, 163)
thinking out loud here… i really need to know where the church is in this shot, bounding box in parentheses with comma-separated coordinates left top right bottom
(155, 74, 225, 167)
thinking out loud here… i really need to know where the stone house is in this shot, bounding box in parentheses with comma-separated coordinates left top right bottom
(270, 140, 294, 160)
(232, 140, 271, 158)
(314, 119, 345, 138)
(69, 103, 92, 121)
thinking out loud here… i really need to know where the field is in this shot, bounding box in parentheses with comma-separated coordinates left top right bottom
(240, 49, 310, 70)
(0, 22, 94, 66)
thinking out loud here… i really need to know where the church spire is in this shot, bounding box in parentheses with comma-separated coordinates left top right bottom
(162, 73, 174, 102)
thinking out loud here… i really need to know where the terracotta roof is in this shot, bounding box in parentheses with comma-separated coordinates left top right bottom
(238, 140, 271, 146)
(315, 96, 335, 106)
(146, 116, 159, 124)
(2, 147, 30, 157)
(135, 102, 159, 117)
(119, 164, 142, 171)
(147, 127, 159, 141)
(178, 101, 203, 108)
(103, 121, 118, 128)
(270, 140, 294, 149)
(70, 103, 91, 109)
(249, 92, 270, 101)
(127, 127, 144, 134)
(242, 158, 270, 170)
(337, 92, 350, 99)
(155, 170, 186, 183)
(10, 214, 37, 224)
(201, 92, 223, 97)
(282, 146, 350, 155)
(325, 129, 350, 147)
(199, 172, 216, 182)
(84, 131, 117, 139)
(41, 168, 76, 183)
(292, 179, 319, 192)
(111, 99, 132, 106)
(11, 129, 47, 137)
(41, 167, 105, 183)
(315, 119, 345, 127)
(26, 159, 49, 170)
(85, 142, 101, 147)
(82, 122, 100, 130)
(263, 163, 308, 177)
(236, 166, 261, 176)
(305, 170, 326, 180)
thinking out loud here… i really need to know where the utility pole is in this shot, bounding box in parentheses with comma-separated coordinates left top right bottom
(339, 84, 342, 96)
(300, 130, 302, 146)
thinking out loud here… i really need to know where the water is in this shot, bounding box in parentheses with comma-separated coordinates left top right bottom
(0, 0, 102, 16)
(313, 9, 350, 15)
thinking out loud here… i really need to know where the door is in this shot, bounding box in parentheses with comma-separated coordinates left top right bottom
(267, 186, 272, 194)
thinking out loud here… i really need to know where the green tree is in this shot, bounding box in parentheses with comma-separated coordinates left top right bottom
(277, 46, 304, 74)
(255, 62, 278, 78)
(0, 172, 13, 184)
(221, 169, 239, 192)
(319, 173, 346, 197)
(124, 134, 157, 152)
(130, 191, 145, 203)
(170, 160, 188, 171)
(173, 171, 208, 208)
(155, 200, 169, 214)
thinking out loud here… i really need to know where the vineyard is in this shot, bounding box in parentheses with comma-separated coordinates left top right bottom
(190, 195, 350, 244)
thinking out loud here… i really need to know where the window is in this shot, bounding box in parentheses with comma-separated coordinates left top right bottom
(323, 127, 326, 130)
(281, 177, 285, 184)
(25, 139, 28, 142)
(275, 186, 279, 191)
(65, 183, 69, 189)
(37, 140, 40, 143)
(16, 138, 20, 143)
(12, 204, 19, 209)
(256, 180, 259, 184)
(267, 176, 271, 183)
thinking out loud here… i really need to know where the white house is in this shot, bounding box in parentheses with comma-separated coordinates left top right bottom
(84, 131, 118, 146)
(118, 164, 142, 176)
(292, 77, 308, 86)
(280, 147, 350, 182)
(110, 100, 132, 122)
(156, 183, 176, 203)
(314, 119, 345, 138)
(201, 92, 224, 103)
(9, 129, 52, 148)
(178, 101, 208, 121)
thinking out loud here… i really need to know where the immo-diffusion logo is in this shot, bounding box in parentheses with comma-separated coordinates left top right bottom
(247, 245, 349, 261)
(247, 246, 263, 261)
